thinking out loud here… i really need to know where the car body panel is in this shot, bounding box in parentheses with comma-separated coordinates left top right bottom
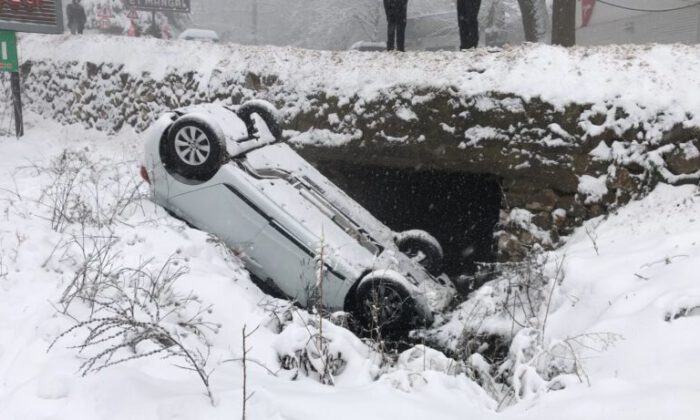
(243, 143, 396, 246)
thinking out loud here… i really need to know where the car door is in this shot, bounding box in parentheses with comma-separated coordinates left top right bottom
(167, 183, 267, 256)
(242, 174, 351, 310)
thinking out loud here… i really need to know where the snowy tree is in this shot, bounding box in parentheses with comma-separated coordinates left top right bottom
(517, 0, 550, 42)
(551, 0, 575, 46)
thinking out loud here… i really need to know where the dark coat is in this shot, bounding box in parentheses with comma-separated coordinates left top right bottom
(66, 3, 87, 31)
(384, 0, 409, 22)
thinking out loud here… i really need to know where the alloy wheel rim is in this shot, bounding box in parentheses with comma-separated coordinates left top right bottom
(174, 126, 211, 166)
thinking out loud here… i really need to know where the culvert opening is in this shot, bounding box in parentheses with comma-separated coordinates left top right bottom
(315, 162, 503, 279)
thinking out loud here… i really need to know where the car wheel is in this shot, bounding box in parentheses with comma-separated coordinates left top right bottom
(162, 115, 226, 182)
(237, 100, 283, 140)
(396, 229, 444, 276)
(355, 278, 417, 336)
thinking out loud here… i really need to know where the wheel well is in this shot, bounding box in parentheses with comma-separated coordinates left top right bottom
(344, 270, 416, 314)
(157, 113, 178, 162)
(158, 125, 171, 164)
(343, 269, 373, 313)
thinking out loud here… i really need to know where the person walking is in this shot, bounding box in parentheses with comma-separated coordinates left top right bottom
(384, 0, 409, 51)
(457, 0, 481, 49)
(66, 0, 87, 35)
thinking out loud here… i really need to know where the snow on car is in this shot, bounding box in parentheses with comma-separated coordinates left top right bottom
(141, 101, 456, 332)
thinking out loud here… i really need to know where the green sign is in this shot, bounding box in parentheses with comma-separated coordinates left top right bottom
(0, 31, 17, 73)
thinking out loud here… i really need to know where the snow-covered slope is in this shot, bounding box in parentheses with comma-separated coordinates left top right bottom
(1, 114, 699, 419)
(511, 182, 700, 419)
(527, 183, 700, 419)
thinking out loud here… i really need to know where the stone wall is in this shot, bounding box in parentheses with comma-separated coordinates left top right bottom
(19, 57, 700, 261)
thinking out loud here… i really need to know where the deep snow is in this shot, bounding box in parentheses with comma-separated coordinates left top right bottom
(0, 114, 699, 419)
(0, 115, 494, 420)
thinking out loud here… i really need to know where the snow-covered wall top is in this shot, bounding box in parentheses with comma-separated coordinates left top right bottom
(20, 34, 700, 118)
(18, 34, 700, 261)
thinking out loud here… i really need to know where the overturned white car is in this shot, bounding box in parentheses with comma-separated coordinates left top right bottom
(140, 102, 455, 332)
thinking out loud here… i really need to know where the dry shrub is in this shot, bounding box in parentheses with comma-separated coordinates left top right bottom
(50, 257, 219, 404)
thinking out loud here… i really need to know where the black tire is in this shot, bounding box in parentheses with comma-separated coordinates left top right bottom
(162, 115, 226, 182)
(237, 101, 283, 140)
(395, 230, 444, 276)
(355, 279, 418, 337)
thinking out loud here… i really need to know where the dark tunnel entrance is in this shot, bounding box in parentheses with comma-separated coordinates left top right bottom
(314, 162, 503, 279)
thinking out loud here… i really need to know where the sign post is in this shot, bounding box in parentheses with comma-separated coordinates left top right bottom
(0, 0, 64, 138)
(0, 1, 64, 34)
(0, 30, 20, 137)
(0, 30, 18, 72)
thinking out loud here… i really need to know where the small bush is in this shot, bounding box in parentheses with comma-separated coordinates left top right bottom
(50, 257, 219, 404)
(36, 150, 144, 232)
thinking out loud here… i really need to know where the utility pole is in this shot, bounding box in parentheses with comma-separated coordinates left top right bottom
(552, 0, 576, 46)
(252, 0, 258, 45)
(0, 31, 22, 137)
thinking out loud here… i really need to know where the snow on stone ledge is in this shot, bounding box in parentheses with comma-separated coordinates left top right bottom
(287, 128, 362, 146)
(577, 174, 609, 204)
(589, 141, 612, 162)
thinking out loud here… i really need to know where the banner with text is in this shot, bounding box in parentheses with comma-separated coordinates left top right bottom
(124, 0, 190, 13)
(0, 0, 63, 34)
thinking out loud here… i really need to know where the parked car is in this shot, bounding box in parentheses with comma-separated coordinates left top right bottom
(140, 101, 455, 332)
(348, 41, 386, 52)
(178, 28, 220, 42)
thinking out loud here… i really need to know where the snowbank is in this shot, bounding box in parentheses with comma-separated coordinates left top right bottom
(426, 182, 700, 418)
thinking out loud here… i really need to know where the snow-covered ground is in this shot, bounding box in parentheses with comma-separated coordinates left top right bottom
(1, 114, 699, 419)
